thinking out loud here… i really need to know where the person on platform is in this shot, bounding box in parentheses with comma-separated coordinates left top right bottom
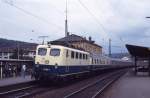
(21, 64, 26, 78)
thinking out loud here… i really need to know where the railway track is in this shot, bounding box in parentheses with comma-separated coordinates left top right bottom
(0, 82, 57, 98)
(64, 70, 126, 98)
(0, 70, 127, 98)
(14, 87, 55, 98)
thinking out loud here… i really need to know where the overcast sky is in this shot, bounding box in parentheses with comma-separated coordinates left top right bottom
(0, 0, 150, 53)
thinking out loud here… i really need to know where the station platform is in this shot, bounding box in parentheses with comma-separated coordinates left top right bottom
(101, 70, 150, 98)
(0, 76, 34, 87)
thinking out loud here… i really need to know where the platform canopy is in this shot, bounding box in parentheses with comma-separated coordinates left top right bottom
(126, 44, 150, 58)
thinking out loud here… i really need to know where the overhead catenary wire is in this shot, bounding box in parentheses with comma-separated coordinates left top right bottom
(2, 0, 64, 30)
(77, 0, 109, 37)
(93, 0, 126, 45)
(91, 0, 127, 53)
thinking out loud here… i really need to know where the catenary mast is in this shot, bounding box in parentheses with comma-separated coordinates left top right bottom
(65, 0, 69, 37)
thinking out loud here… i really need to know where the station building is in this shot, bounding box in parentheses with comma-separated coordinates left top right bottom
(49, 34, 102, 55)
(0, 48, 14, 59)
(0, 46, 36, 60)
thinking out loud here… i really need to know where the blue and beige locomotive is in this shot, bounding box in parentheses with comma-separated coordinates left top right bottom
(34, 44, 132, 80)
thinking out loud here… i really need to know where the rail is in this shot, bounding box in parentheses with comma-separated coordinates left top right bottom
(64, 70, 126, 98)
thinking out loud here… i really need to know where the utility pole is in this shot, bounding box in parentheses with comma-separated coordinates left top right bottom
(38, 36, 48, 44)
(65, 0, 69, 37)
(109, 38, 111, 57)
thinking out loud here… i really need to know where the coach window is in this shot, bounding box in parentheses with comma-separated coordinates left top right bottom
(79, 53, 82, 59)
(71, 51, 74, 59)
(92, 59, 94, 64)
(76, 52, 78, 59)
(50, 48, 60, 56)
(66, 50, 69, 57)
(85, 54, 87, 60)
(38, 48, 47, 56)
(99, 59, 102, 64)
(83, 54, 85, 59)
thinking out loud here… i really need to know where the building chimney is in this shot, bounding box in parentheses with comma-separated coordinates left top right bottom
(65, 32, 69, 37)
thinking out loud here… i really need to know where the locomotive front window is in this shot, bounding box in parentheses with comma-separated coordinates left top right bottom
(50, 49, 60, 56)
(38, 48, 47, 56)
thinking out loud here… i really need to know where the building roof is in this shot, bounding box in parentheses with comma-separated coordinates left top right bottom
(126, 44, 150, 58)
(49, 34, 102, 48)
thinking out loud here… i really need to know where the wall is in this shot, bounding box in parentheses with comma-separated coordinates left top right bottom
(72, 42, 102, 54)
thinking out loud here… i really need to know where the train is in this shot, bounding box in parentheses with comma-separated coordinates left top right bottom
(33, 44, 133, 81)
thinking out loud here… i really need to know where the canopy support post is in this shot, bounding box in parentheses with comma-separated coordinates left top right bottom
(148, 57, 150, 76)
(134, 56, 137, 75)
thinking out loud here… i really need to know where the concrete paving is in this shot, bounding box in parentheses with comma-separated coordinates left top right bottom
(0, 76, 34, 87)
(100, 71, 150, 98)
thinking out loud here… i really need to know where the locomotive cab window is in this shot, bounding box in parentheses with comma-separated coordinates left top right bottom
(38, 48, 47, 56)
(50, 48, 60, 56)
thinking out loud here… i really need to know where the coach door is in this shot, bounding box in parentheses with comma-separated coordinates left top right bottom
(65, 49, 69, 73)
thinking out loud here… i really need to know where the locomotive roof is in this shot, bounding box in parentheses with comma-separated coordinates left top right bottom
(37, 44, 90, 54)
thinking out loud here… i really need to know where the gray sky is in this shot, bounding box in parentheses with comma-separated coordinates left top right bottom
(0, 0, 150, 53)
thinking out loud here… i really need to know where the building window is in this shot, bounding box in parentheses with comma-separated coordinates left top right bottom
(71, 51, 74, 59)
(4, 57, 8, 59)
(3, 53, 8, 56)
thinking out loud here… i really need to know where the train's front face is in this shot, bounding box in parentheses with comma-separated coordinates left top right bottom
(34, 45, 63, 80)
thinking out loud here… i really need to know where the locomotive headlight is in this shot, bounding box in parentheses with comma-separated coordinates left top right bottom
(45, 60, 49, 64)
